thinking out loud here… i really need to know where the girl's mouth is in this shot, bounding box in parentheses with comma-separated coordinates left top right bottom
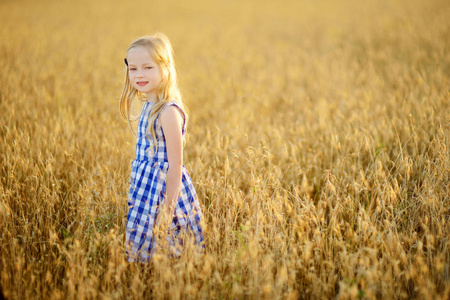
(137, 81, 148, 87)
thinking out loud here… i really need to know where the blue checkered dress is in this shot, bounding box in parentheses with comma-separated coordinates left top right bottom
(126, 101, 204, 262)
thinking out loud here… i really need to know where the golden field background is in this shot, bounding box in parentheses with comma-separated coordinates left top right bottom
(0, 0, 449, 298)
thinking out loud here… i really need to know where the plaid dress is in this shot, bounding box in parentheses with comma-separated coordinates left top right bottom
(126, 101, 203, 262)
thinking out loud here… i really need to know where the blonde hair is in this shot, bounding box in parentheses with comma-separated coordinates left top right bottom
(119, 33, 187, 145)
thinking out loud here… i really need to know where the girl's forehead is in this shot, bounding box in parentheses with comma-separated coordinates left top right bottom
(127, 47, 155, 62)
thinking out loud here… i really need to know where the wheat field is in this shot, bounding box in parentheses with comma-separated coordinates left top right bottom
(0, 0, 449, 298)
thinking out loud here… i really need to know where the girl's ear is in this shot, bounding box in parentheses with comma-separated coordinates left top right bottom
(124, 58, 128, 66)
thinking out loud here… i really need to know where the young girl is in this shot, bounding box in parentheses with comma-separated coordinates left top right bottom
(120, 33, 203, 262)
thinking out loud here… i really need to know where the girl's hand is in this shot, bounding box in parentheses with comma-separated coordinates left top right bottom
(154, 202, 175, 230)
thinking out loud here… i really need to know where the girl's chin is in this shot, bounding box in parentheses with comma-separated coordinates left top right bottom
(135, 87, 149, 93)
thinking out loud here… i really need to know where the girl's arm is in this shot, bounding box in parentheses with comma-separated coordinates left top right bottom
(156, 105, 184, 227)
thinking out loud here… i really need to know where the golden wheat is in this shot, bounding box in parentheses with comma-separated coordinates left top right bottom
(0, 0, 449, 298)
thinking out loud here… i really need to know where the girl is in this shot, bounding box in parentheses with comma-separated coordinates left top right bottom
(120, 33, 203, 262)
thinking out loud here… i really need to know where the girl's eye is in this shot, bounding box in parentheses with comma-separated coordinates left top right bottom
(129, 68, 136, 71)
(146, 67, 153, 69)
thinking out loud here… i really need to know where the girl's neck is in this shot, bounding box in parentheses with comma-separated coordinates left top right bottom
(146, 93, 157, 103)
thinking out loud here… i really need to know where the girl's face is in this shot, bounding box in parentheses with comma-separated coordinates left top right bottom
(127, 46, 162, 102)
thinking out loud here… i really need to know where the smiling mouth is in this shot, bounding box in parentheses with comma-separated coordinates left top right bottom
(137, 81, 148, 87)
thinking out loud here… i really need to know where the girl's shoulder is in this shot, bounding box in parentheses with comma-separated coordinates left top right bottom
(161, 101, 185, 119)
(160, 101, 186, 132)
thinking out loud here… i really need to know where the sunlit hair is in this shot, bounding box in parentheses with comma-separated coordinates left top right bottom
(119, 33, 187, 148)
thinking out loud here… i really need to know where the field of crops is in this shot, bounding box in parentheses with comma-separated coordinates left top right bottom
(1, 0, 449, 298)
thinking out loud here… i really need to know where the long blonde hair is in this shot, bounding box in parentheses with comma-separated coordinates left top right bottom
(119, 33, 187, 144)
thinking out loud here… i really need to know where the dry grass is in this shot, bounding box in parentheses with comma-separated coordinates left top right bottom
(1, 0, 449, 298)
